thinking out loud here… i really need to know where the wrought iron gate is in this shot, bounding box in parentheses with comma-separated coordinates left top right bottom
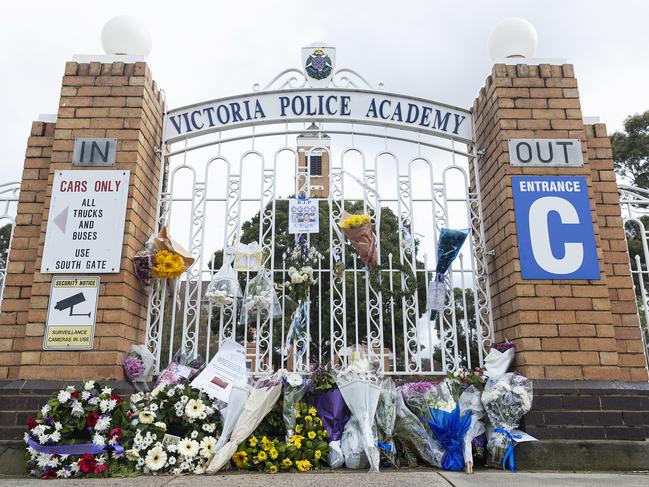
(146, 68, 494, 376)
(618, 185, 649, 367)
(0, 182, 20, 305)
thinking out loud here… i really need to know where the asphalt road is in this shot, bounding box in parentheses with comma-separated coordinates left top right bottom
(1, 470, 648, 486)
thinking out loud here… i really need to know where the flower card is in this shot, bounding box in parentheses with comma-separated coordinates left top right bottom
(289, 197, 319, 234)
(191, 338, 247, 403)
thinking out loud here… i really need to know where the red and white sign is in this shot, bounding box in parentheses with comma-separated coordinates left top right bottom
(41, 170, 130, 274)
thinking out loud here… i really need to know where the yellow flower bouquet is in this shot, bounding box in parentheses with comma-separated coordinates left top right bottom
(132, 226, 194, 286)
(339, 211, 378, 269)
(231, 402, 329, 474)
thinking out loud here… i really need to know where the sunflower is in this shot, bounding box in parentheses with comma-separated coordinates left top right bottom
(257, 450, 268, 461)
(269, 448, 278, 460)
(249, 436, 258, 447)
(232, 451, 248, 469)
(296, 459, 312, 472)
(290, 434, 304, 449)
(308, 407, 317, 416)
(282, 458, 293, 467)
(266, 463, 279, 473)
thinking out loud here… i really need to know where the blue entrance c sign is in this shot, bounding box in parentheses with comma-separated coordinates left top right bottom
(512, 176, 600, 280)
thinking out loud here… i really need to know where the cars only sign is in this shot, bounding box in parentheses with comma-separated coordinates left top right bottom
(512, 176, 600, 280)
(41, 170, 130, 274)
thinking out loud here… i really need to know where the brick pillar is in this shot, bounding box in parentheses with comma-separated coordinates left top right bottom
(0, 60, 164, 380)
(0, 121, 54, 379)
(472, 63, 648, 381)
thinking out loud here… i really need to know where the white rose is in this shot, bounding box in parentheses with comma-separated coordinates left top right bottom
(286, 373, 303, 387)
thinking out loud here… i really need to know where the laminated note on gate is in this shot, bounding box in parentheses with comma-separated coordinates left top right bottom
(427, 274, 446, 314)
(191, 338, 247, 403)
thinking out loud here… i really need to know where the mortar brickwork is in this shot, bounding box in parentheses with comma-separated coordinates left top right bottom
(0, 61, 164, 380)
(471, 63, 648, 381)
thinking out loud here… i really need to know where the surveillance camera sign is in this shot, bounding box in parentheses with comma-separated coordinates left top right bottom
(44, 276, 100, 350)
(41, 170, 130, 274)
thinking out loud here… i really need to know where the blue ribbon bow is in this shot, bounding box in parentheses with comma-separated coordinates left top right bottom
(494, 428, 522, 472)
(27, 438, 124, 456)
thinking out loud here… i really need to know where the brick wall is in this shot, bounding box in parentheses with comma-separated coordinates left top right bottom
(584, 123, 649, 381)
(0, 61, 164, 380)
(0, 122, 54, 379)
(523, 380, 649, 441)
(471, 63, 648, 381)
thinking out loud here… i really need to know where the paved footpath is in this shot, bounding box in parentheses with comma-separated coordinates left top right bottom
(1, 470, 648, 486)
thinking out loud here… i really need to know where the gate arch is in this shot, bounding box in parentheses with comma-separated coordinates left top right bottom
(146, 65, 494, 376)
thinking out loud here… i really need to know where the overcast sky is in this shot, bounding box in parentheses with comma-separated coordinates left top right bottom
(1, 0, 648, 183)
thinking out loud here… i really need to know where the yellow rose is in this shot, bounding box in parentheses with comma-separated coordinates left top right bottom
(295, 424, 303, 433)
(307, 431, 316, 440)
(305, 415, 313, 422)
(315, 450, 322, 460)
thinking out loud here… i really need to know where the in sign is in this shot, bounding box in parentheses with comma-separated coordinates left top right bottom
(508, 139, 583, 167)
(72, 138, 117, 166)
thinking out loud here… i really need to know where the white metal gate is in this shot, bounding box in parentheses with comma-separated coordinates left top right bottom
(146, 66, 494, 376)
(619, 185, 649, 368)
(0, 182, 20, 305)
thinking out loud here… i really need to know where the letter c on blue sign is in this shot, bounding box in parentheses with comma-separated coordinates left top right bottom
(528, 196, 583, 274)
(512, 176, 600, 280)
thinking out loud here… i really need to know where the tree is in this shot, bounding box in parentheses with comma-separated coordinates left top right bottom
(210, 200, 480, 371)
(0, 223, 12, 270)
(611, 110, 649, 188)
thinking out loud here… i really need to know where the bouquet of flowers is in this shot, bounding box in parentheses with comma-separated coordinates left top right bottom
(155, 351, 203, 388)
(335, 346, 382, 472)
(123, 345, 155, 391)
(484, 342, 516, 380)
(282, 373, 311, 439)
(423, 404, 473, 471)
(457, 385, 487, 473)
(206, 372, 284, 473)
(126, 383, 222, 475)
(339, 212, 378, 269)
(481, 372, 533, 471)
(312, 365, 350, 468)
(400, 380, 456, 419)
(205, 252, 242, 307)
(25, 381, 131, 479)
(133, 227, 195, 295)
(283, 237, 321, 358)
(240, 268, 281, 324)
(427, 228, 469, 320)
(232, 401, 330, 473)
(393, 392, 444, 468)
(375, 379, 398, 465)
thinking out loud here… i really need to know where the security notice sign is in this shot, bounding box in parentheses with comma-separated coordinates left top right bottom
(41, 170, 130, 274)
(44, 276, 99, 350)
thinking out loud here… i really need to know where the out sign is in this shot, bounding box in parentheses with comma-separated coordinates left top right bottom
(512, 176, 600, 280)
(509, 139, 583, 167)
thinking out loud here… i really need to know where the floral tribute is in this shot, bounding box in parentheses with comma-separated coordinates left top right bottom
(25, 381, 131, 479)
(232, 401, 330, 473)
(126, 383, 222, 475)
(339, 212, 378, 268)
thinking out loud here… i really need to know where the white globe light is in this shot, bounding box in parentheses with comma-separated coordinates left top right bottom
(101, 15, 152, 57)
(488, 17, 538, 60)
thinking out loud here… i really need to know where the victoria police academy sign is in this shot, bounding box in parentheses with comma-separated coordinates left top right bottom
(163, 89, 473, 144)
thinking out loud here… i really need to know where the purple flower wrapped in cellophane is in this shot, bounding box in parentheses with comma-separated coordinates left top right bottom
(313, 387, 350, 468)
(122, 345, 154, 391)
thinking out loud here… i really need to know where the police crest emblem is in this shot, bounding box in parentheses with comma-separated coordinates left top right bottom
(301, 43, 336, 87)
